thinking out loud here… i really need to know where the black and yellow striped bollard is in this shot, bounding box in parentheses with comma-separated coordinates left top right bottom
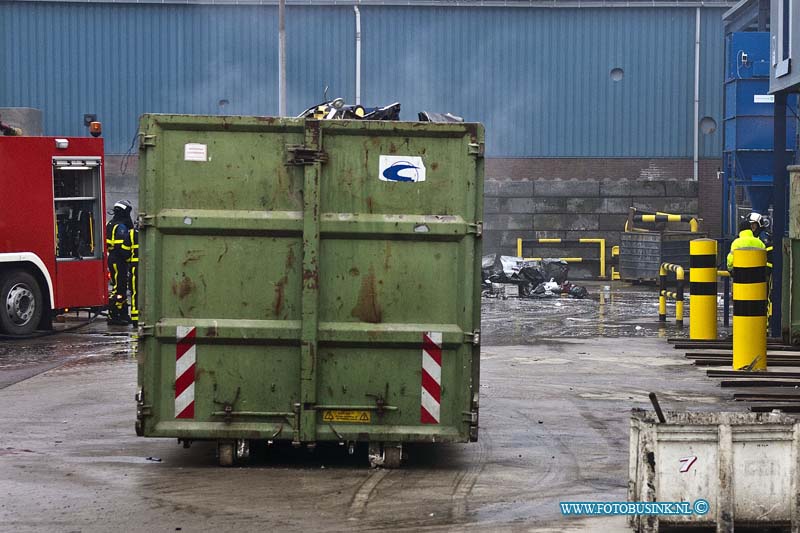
(689, 239, 718, 340)
(732, 247, 767, 371)
(659, 263, 684, 326)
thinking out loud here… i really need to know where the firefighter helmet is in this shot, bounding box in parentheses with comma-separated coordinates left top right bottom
(748, 212, 769, 228)
(112, 200, 133, 215)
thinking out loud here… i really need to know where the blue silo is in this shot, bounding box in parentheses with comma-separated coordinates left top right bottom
(723, 32, 797, 238)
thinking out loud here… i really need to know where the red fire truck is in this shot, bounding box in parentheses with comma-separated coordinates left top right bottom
(0, 134, 108, 335)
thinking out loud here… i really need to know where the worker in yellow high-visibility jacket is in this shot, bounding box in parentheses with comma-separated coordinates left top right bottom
(727, 212, 767, 270)
(727, 212, 772, 318)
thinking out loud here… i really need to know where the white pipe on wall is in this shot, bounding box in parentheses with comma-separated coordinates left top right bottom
(279, 0, 287, 116)
(354, 5, 361, 105)
(693, 7, 700, 181)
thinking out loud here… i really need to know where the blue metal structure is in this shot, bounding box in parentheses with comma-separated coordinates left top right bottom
(722, 32, 797, 238)
(1, 2, 728, 157)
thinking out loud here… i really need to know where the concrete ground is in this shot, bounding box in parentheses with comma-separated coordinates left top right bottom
(0, 284, 738, 532)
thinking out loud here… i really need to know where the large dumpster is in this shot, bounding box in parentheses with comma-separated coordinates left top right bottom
(619, 232, 704, 282)
(783, 165, 800, 344)
(135, 115, 484, 467)
(629, 410, 800, 532)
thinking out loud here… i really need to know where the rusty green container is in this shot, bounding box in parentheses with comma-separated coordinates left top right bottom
(135, 115, 484, 467)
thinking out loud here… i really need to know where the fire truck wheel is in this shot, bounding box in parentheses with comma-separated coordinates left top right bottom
(0, 270, 43, 336)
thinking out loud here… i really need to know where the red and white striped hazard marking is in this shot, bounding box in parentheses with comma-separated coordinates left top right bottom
(421, 331, 442, 424)
(175, 326, 196, 419)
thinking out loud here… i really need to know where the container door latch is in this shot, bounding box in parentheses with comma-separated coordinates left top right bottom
(138, 133, 157, 149)
(286, 145, 328, 165)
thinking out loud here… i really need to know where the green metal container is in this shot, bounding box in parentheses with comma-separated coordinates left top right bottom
(135, 115, 484, 467)
(782, 238, 800, 344)
(784, 165, 800, 344)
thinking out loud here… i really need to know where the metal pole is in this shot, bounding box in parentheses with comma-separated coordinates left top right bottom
(354, 5, 361, 106)
(772, 91, 788, 338)
(278, 0, 286, 116)
(659, 265, 667, 323)
(723, 266, 730, 328)
(676, 268, 685, 327)
(693, 7, 700, 181)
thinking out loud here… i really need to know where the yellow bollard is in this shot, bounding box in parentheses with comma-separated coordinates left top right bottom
(658, 266, 667, 322)
(732, 247, 767, 371)
(675, 268, 685, 327)
(689, 239, 718, 340)
(659, 263, 684, 326)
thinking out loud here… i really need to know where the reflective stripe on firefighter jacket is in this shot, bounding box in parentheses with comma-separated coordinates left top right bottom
(127, 228, 139, 264)
(127, 228, 139, 323)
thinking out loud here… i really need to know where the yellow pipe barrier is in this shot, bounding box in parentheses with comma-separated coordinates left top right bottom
(516, 238, 606, 278)
(581, 239, 606, 279)
(689, 239, 718, 340)
(732, 247, 767, 371)
(522, 257, 584, 262)
(628, 208, 700, 233)
(659, 263, 685, 326)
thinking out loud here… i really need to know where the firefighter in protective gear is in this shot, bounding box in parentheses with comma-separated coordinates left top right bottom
(726, 212, 767, 271)
(727, 212, 773, 318)
(127, 224, 139, 325)
(106, 200, 133, 325)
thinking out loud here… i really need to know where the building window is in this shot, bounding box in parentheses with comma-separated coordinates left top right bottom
(775, 0, 792, 77)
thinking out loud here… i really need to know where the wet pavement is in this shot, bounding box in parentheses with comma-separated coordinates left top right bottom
(482, 281, 732, 344)
(0, 319, 134, 390)
(0, 283, 739, 532)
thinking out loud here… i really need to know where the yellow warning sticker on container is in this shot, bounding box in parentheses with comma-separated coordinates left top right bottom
(322, 410, 371, 423)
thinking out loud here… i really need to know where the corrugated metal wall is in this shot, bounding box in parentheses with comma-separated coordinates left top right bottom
(1, 2, 725, 157)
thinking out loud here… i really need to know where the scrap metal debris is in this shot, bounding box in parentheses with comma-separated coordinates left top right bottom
(297, 98, 463, 123)
(481, 254, 588, 299)
(297, 98, 401, 120)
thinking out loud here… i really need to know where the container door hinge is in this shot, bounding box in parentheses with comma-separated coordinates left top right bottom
(464, 330, 481, 345)
(286, 145, 328, 165)
(138, 325, 155, 337)
(468, 142, 484, 157)
(138, 133, 157, 149)
(468, 222, 483, 236)
(463, 409, 479, 442)
(135, 396, 151, 437)
(138, 214, 154, 227)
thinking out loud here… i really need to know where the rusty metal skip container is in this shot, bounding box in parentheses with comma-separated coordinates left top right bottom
(135, 115, 483, 467)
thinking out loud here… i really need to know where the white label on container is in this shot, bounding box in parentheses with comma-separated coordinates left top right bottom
(754, 94, 775, 104)
(379, 155, 426, 183)
(184, 143, 208, 162)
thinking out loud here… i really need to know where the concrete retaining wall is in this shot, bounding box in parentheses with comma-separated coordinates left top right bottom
(104, 155, 139, 221)
(484, 158, 721, 279)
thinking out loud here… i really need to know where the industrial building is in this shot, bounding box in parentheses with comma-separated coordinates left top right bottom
(6, 1, 800, 530)
(2, 0, 740, 268)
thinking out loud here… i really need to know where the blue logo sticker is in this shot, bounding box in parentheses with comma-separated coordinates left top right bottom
(382, 161, 420, 182)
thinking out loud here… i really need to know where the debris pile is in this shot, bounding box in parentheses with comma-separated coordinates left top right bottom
(481, 254, 589, 299)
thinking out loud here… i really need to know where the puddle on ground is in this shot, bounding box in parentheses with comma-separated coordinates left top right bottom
(0, 320, 137, 371)
(481, 283, 731, 345)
